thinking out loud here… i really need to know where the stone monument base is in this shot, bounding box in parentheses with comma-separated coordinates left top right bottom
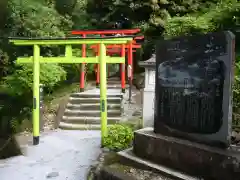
(131, 128, 240, 180)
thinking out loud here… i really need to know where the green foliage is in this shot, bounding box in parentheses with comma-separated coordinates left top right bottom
(167, 0, 219, 17)
(233, 56, 240, 111)
(164, 0, 240, 38)
(87, 0, 170, 33)
(0, 49, 10, 80)
(0, 0, 9, 29)
(203, 1, 240, 30)
(55, 0, 77, 15)
(2, 64, 66, 96)
(164, 16, 215, 38)
(8, 0, 73, 37)
(103, 124, 134, 151)
(72, 0, 93, 30)
(0, 63, 66, 135)
(0, 93, 32, 135)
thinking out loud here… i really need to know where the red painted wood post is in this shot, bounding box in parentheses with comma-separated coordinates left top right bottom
(121, 44, 126, 93)
(71, 29, 144, 91)
(128, 42, 133, 102)
(128, 42, 133, 80)
(96, 44, 100, 88)
(80, 34, 86, 92)
(119, 63, 122, 80)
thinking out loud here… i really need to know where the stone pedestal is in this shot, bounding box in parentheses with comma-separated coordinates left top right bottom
(139, 55, 156, 128)
(132, 128, 240, 180)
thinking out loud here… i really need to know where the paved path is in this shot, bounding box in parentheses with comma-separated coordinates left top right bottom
(0, 130, 101, 180)
(0, 86, 141, 180)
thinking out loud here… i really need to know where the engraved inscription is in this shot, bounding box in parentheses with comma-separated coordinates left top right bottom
(155, 32, 227, 134)
(157, 81, 222, 133)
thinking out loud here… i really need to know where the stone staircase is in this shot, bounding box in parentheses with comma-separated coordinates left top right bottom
(106, 77, 129, 90)
(59, 78, 125, 130)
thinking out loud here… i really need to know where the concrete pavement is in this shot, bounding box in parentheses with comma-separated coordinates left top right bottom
(0, 130, 101, 180)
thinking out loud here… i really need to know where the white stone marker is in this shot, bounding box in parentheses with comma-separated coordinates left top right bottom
(139, 54, 156, 127)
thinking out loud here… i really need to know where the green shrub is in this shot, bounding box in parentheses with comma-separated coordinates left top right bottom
(2, 63, 66, 96)
(164, 1, 240, 38)
(233, 56, 240, 112)
(9, 0, 73, 38)
(164, 16, 215, 38)
(0, 63, 66, 133)
(103, 124, 134, 152)
(232, 55, 240, 128)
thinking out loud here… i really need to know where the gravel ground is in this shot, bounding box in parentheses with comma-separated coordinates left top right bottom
(0, 130, 101, 180)
(122, 86, 143, 121)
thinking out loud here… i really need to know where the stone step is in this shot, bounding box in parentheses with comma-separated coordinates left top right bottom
(107, 81, 130, 85)
(59, 122, 115, 130)
(69, 97, 121, 104)
(61, 116, 121, 124)
(107, 80, 121, 85)
(66, 103, 121, 110)
(118, 148, 199, 180)
(108, 77, 120, 80)
(64, 109, 121, 117)
(70, 93, 122, 98)
(107, 84, 129, 89)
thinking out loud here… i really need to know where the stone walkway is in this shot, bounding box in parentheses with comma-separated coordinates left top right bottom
(0, 130, 101, 180)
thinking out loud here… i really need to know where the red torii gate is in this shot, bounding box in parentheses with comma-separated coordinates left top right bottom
(90, 42, 142, 92)
(71, 29, 144, 93)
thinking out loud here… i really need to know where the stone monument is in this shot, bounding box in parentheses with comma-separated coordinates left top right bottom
(139, 55, 156, 127)
(97, 31, 240, 180)
(154, 31, 234, 147)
